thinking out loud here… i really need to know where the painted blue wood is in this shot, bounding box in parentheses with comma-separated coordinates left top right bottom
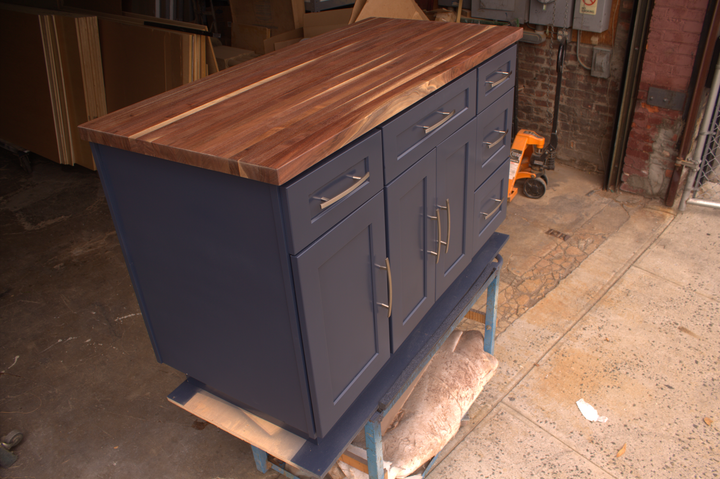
(167, 233, 507, 478)
(281, 131, 383, 255)
(382, 70, 477, 184)
(477, 44, 517, 113)
(251, 445, 269, 473)
(385, 150, 437, 352)
(92, 144, 316, 438)
(476, 88, 514, 189)
(473, 159, 510, 256)
(292, 192, 390, 437)
(435, 117, 477, 298)
(365, 417, 384, 479)
(484, 273, 500, 355)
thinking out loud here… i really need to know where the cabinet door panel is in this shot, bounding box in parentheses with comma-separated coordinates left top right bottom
(436, 118, 476, 298)
(292, 192, 389, 437)
(386, 150, 437, 352)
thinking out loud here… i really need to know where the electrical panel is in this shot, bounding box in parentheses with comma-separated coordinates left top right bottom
(529, 0, 575, 28)
(471, 0, 530, 25)
(572, 0, 612, 33)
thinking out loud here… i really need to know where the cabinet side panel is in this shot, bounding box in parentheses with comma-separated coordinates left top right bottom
(92, 144, 314, 437)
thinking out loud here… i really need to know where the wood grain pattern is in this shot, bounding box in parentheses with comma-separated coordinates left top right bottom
(79, 19, 522, 185)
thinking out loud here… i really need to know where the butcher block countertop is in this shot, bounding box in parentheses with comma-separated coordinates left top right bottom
(79, 18, 522, 185)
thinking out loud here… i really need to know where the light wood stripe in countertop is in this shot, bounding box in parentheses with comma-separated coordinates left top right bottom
(79, 18, 522, 185)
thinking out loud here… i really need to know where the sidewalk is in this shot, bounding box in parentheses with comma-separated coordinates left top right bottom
(429, 169, 720, 477)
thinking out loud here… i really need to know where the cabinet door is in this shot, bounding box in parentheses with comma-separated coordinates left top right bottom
(435, 118, 477, 298)
(385, 150, 437, 352)
(292, 192, 390, 438)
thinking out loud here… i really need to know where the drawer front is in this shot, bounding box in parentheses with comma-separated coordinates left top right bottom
(477, 44, 516, 113)
(476, 88, 513, 189)
(473, 159, 509, 255)
(382, 70, 477, 184)
(281, 131, 383, 255)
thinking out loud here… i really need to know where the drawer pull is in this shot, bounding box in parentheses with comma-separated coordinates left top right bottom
(428, 208, 441, 264)
(417, 110, 455, 134)
(438, 198, 450, 254)
(316, 172, 370, 210)
(486, 71, 511, 89)
(376, 257, 393, 318)
(482, 198, 503, 219)
(483, 130, 507, 149)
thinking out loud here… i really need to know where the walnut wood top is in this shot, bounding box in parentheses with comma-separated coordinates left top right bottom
(79, 19, 522, 185)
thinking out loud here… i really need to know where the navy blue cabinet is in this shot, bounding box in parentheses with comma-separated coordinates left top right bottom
(385, 150, 437, 351)
(88, 45, 518, 443)
(292, 192, 390, 438)
(435, 118, 478, 299)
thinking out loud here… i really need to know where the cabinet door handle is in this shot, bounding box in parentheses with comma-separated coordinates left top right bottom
(427, 208, 441, 264)
(483, 130, 507, 149)
(317, 172, 369, 210)
(438, 198, 450, 254)
(376, 257, 392, 318)
(417, 110, 455, 135)
(482, 198, 502, 219)
(486, 71, 511, 89)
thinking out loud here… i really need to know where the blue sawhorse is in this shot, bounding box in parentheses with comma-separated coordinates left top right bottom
(250, 257, 501, 479)
(168, 235, 506, 479)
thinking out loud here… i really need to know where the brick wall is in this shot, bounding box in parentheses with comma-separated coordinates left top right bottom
(515, 1, 633, 174)
(620, 0, 707, 197)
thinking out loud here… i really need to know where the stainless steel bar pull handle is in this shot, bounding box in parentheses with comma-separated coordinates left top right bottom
(486, 71, 511, 88)
(482, 198, 502, 219)
(484, 130, 507, 149)
(438, 198, 450, 254)
(376, 257, 393, 318)
(428, 208, 441, 264)
(317, 172, 369, 210)
(417, 110, 455, 134)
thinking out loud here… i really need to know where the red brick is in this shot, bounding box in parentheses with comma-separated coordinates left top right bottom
(682, 19, 705, 34)
(640, 70, 656, 84)
(651, 17, 684, 33)
(681, 6, 707, 20)
(654, 0, 687, 7)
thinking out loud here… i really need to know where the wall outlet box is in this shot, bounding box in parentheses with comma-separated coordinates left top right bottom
(591, 45, 612, 79)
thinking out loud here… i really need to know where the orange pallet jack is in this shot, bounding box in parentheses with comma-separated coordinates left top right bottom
(508, 37, 566, 201)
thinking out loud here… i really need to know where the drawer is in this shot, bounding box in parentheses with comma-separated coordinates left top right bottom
(477, 44, 516, 113)
(382, 70, 477, 183)
(281, 131, 383, 255)
(472, 158, 509, 255)
(475, 88, 513, 189)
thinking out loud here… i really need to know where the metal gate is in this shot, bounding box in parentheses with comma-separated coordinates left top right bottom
(682, 63, 720, 210)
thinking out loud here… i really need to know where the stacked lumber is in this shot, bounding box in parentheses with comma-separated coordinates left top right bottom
(0, 4, 105, 169)
(0, 3, 217, 170)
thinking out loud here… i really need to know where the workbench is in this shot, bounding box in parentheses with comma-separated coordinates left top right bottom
(79, 17, 520, 478)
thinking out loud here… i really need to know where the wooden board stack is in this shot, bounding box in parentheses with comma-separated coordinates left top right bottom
(0, 3, 216, 170)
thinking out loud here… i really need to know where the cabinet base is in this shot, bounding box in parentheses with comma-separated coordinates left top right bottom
(168, 232, 508, 478)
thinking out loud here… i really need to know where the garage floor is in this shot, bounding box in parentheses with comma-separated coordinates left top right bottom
(1, 152, 718, 478)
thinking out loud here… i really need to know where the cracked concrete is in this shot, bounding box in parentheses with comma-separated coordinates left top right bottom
(2, 151, 717, 479)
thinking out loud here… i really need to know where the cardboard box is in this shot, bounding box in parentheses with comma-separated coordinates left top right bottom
(232, 23, 271, 55)
(263, 27, 303, 53)
(303, 8, 353, 38)
(213, 45, 257, 70)
(350, 0, 429, 23)
(229, 0, 304, 35)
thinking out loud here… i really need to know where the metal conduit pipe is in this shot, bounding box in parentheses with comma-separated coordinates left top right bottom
(679, 58, 720, 211)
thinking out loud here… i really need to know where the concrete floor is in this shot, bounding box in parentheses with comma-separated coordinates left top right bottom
(1, 152, 718, 478)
